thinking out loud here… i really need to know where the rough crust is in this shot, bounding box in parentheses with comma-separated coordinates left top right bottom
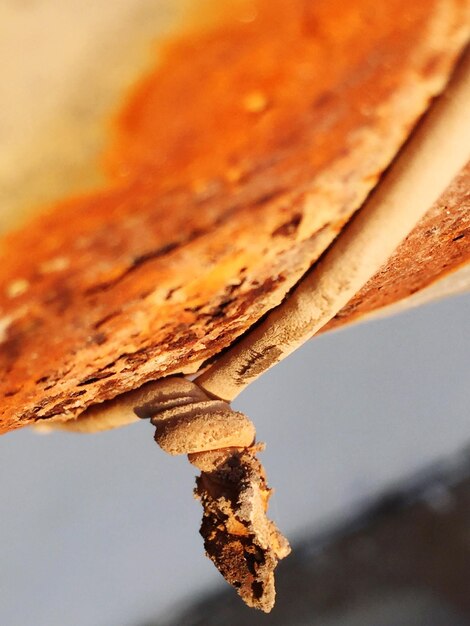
(195, 449, 291, 612)
(326, 160, 470, 330)
(1, 0, 469, 433)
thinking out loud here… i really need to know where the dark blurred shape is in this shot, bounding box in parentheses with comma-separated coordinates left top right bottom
(142, 452, 470, 626)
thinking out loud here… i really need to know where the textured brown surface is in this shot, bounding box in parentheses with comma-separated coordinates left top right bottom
(328, 161, 470, 330)
(1, 0, 469, 433)
(195, 449, 291, 612)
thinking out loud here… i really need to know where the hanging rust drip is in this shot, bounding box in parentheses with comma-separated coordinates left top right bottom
(133, 377, 290, 612)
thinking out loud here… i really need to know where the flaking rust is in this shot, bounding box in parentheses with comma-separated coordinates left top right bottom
(194, 448, 290, 612)
(134, 377, 290, 612)
(2, 0, 469, 434)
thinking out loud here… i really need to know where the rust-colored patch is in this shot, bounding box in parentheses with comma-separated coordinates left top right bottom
(1, 0, 469, 433)
(327, 161, 470, 330)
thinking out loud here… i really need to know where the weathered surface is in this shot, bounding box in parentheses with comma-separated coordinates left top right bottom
(130, 377, 290, 611)
(327, 161, 470, 330)
(1, 0, 469, 433)
(195, 449, 291, 612)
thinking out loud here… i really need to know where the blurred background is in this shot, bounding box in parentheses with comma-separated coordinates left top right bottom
(1, 292, 470, 626)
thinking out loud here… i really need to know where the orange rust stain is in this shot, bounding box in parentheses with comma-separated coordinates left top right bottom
(0, 0, 467, 431)
(1, 0, 441, 277)
(106, 0, 419, 187)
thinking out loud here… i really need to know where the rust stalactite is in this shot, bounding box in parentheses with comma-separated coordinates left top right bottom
(133, 377, 290, 612)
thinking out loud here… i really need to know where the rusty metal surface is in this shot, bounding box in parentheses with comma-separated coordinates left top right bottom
(328, 161, 470, 330)
(0, 0, 469, 432)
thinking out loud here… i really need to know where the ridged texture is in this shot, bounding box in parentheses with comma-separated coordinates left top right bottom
(134, 377, 255, 456)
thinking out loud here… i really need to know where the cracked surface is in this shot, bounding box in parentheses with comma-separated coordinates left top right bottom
(1, 0, 469, 433)
(195, 449, 291, 612)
